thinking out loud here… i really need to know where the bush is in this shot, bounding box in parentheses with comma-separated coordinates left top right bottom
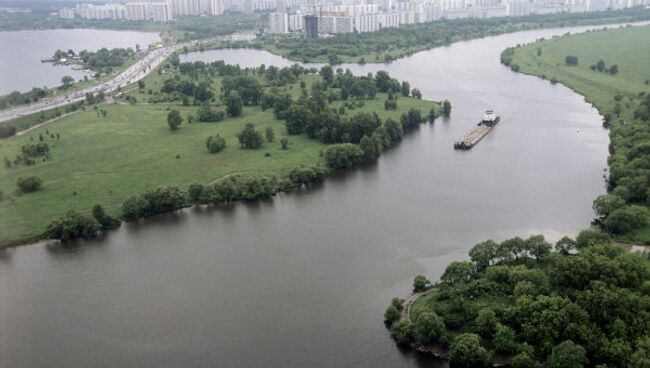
(167, 109, 183, 131)
(237, 123, 263, 149)
(197, 102, 225, 122)
(92, 204, 121, 231)
(565, 55, 578, 66)
(512, 352, 535, 368)
(206, 134, 226, 153)
(280, 137, 289, 150)
(391, 320, 414, 345)
(17, 176, 43, 193)
(46, 210, 100, 241)
(122, 187, 186, 221)
(324, 143, 363, 169)
(287, 165, 328, 186)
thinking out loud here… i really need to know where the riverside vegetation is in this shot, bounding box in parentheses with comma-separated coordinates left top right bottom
(384, 23, 650, 368)
(501, 25, 650, 243)
(258, 7, 650, 64)
(385, 233, 650, 367)
(0, 55, 442, 245)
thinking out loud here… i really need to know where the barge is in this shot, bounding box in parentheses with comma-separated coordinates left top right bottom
(453, 110, 500, 150)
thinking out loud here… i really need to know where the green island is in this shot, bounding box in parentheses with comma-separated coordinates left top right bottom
(384, 23, 650, 368)
(502, 24, 650, 244)
(385, 233, 650, 367)
(0, 56, 442, 245)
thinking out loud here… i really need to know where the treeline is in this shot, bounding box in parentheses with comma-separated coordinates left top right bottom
(0, 87, 48, 109)
(385, 230, 650, 367)
(44, 165, 328, 241)
(598, 94, 650, 235)
(261, 7, 650, 63)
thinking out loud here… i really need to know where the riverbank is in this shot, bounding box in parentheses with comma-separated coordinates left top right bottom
(257, 8, 650, 64)
(502, 24, 650, 243)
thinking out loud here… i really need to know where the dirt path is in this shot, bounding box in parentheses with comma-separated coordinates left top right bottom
(399, 287, 436, 322)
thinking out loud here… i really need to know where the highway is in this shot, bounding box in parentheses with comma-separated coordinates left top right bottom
(0, 43, 184, 124)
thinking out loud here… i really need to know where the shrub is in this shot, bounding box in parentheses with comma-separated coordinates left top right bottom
(17, 176, 43, 193)
(206, 134, 226, 153)
(92, 204, 121, 231)
(324, 143, 363, 169)
(46, 210, 100, 241)
(237, 123, 263, 149)
(287, 165, 328, 186)
(384, 304, 400, 326)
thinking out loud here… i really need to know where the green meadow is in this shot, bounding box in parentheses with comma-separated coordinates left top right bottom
(0, 65, 438, 245)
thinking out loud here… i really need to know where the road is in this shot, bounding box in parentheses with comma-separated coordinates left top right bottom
(0, 43, 185, 124)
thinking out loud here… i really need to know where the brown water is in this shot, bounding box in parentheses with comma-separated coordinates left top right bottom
(0, 25, 611, 367)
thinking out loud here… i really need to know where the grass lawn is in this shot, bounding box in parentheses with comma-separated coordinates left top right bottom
(509, 24, 650, 243)
(0, 68, 438, 245)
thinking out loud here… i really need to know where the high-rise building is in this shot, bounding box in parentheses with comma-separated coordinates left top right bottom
(209, 0, 224, 15)
(269, 12, 289, 33)
(304, 15, 318, 39)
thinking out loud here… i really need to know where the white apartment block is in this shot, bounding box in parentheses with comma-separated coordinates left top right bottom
(269, 12, 289, 33)
(288, 13, 305, 30)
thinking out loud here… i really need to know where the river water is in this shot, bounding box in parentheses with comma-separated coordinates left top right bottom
(0, 29, 160, 95)
(0, 25, 610, 367)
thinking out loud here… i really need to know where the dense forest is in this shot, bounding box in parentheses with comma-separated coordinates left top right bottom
(385, 232, 650, 367)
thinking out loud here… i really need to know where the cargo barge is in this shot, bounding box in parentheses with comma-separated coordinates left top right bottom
(453, 110, 500, 150)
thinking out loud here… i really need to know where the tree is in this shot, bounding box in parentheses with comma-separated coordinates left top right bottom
(555, 236, 576, 255)
(474, 308, 498, 338)
(167, 109, 183, 131)
(610, 64, 618, 75)
(440, 261, 474, 286)
(442, 100, 452, 117)
(359, 134, 379, 161)
(469, 240, 498, 271)
(565, 56, 578, 66)
(197, 102, 224, 122)
(413, 275, 431, 292)
(411, 88, 422, 99)
(383, 118, 403, 144)
(384, 304, 400, 326)
(324, 143, 363, 169)
(319, 65, 334, 85)
(237, 123, 263, 149)
(16, 176, 43, 193)
(401, 81, 410, 97)
(138, 80, 145, 89)
(400, 108, 423, 130)
(206, 134, 226, 153)
(226, 91, 243, 117)
(265, 126, 275, 142)
(512, 352, 535, 368)
(46, 210, 100, 241)
(187, 183, 204, 203)
(414, 310, 446, 345)
(61, 75, 74, 89)
(548, 340, 587, 368)
(392, 320, 414, 345)
(384, 99, 398, 110)
(92, 204, 121, 231)
(284, 104, 311, 134)
(593, 194, 625, 221)
(596, 60, 606, 72)
(603, 205, 648, 234)
(525, 234, 552, 260)
(575, 228, 610, 249)
(280, 137, 289, 150)
(449, 333, 490, 368)
(493, 323, 517, 354)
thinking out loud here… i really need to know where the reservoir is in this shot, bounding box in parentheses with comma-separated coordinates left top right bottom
(0, 25, 610, 367)
(0, 29, 160, 95)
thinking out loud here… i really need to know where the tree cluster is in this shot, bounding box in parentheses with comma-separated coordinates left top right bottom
(385, 232, 650, 367)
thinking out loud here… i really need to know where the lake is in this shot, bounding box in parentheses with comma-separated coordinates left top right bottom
(0, 29, 160, 95)
(0, 25, 611, 367)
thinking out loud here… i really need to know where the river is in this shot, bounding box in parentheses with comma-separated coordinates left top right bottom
(0, 25, 611, 367)
(0, 29, 160, 95)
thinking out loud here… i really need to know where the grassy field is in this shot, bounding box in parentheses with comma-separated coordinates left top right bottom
(507, 24, 650, 242)
(0, 65, 438, 245)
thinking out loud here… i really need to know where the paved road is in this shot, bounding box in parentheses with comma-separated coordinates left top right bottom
(0, 43, 185, 124)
